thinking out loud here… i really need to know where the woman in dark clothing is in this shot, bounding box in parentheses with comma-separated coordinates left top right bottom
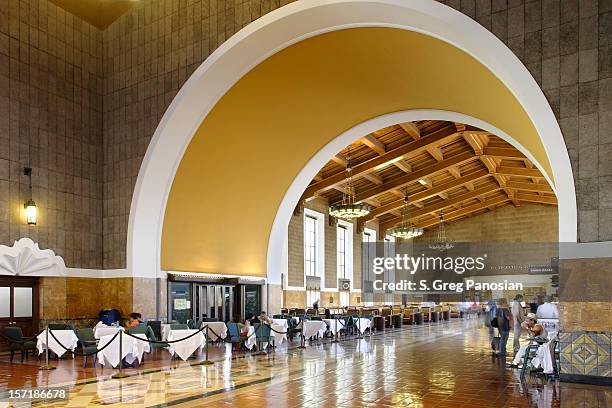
(496, 298, 511, 357)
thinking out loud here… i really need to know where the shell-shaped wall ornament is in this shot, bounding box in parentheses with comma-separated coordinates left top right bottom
(0, 237, 66, 277)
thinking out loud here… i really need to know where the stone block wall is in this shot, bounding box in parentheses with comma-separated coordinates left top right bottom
(558, 257, 611, 379)
(417, 203, 559, 242)
(0, 0, 103, 268)
(439, 0, 612, 243)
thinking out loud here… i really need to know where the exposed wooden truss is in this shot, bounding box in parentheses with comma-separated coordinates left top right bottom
(303, 120, 558, 235)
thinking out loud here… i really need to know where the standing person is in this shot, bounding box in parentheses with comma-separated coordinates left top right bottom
(485, 299, 497, 342)
(496, 298, 511, 358)
(536, 296, 559, 319)
(511, 294, 525, 353)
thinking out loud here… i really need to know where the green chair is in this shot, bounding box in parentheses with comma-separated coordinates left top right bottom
(76, 328, 98, 368)
(147, 321, 162, 339)
(128, 324, 148, 335)
(4, 326, 37, 362)
(253, 323, 272, 350)
(227, 323, 247, 350)
(146, 321, 169, 349)
(48, 323, 72, 330)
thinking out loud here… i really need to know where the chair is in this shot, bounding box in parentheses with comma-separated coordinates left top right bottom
(227, 323, 247, 350)
(147, 321, 163, 340)
(253, 323, 272, 350)
(170, 323, 189, 330)
(340, 316, 353, 336)
(48, 323, 72, 330)
(286, 317, 302, 341)
(146, 321, 169, 349)
(4, 327, 37, 362)
(76, 328, 98, 368)
(128, 324, 149, 335)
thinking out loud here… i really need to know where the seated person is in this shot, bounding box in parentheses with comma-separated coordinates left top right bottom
(507, 313, 548, 368)
(127, 312, 142, 328)
(239, 319, 251, 337)
(258, 311, 273, 325)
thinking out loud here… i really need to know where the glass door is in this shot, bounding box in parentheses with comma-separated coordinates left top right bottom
(0, 277, 38, 352)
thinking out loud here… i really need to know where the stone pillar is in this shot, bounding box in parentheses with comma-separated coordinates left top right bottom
(558, 258, 612, 382)
(266, 284, 283, 315)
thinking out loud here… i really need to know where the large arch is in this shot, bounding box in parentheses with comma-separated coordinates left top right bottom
(127, 0, 576, 283)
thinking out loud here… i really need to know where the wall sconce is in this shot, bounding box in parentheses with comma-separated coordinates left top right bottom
(23, 167, 37, 225)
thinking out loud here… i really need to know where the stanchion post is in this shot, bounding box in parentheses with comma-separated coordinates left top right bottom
(297, 320, 306, 349)
(331, 316, 339, 343)
(39, 325, 56, 370)
(200, 325, 213, 365)
(255, 323, 266, 356)
(357, 318, 363, 339)
(112, 329, 129, 379)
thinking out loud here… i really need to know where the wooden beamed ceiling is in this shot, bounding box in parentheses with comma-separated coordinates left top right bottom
(303, 120, 557, 235)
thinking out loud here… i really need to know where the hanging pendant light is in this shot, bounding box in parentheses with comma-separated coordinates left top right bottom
(329, 146, 370, 220)
(429, 211, 454, 250)
(389, 191, 423, 239)
(23, 167, 37, 225)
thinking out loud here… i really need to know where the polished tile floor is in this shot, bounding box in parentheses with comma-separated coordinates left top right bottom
(1, 318, 610, 407)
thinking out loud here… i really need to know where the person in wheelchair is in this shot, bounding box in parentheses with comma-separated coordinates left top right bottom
(507, 313, 548, 368)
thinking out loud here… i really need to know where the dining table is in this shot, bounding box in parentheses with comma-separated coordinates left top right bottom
(200, 322, 228, 341)
(167, 329, 206, 361)
(97, 333, 150, 368)
(36, 329, 79, 358)
(94, 325, 124, 339)
(322, 318, 346, 335)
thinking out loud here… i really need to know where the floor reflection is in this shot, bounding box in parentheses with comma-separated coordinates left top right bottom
(1, 318, 610, 407)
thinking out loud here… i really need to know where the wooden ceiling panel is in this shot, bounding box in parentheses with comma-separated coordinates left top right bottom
(305, 120, 556, 232)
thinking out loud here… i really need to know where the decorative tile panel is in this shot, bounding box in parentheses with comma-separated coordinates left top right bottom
(560, 330, 612, 378)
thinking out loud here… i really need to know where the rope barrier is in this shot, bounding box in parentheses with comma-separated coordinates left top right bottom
(48, 329, 120, 357)
(123, 325, 207, 344)
(0, 331, 39, 344)
(37, 317, 379, 363)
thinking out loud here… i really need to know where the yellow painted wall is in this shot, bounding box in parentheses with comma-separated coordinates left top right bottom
(162, 27, 552, 277)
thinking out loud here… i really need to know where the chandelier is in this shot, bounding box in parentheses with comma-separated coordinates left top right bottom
(429, 211, 454, 250)
(389, 192, 423, 239)
(329, 147, 370, 220)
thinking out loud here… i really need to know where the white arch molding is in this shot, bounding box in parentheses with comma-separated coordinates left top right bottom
(127, 0, 577, 283)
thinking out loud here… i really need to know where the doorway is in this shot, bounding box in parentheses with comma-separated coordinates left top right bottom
(0, 277, 39, 351)
(194, 284, 235, 323)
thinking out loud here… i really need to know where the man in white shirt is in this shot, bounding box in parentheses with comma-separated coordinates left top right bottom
(536, 296, 559, 319)
(511, 294, 525, 354)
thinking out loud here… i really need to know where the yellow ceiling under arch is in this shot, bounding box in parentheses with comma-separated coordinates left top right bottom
(161, 27, 552, 277)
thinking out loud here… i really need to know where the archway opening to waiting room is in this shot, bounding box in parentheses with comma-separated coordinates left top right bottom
(282, 118, 559, 313)
(127, 1, 576, 319)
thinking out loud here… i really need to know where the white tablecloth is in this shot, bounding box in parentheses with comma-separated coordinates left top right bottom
(161, 324, 171, 341)
(97, 333, 150, 367)
(272, 318, 289, 327)
(301, 321, 327, 338)
(37, 329, 79, 357)
(355, 318, 372, 334)
(244, 326, 257, 350)
(200, 322, 228, 341)
(167, 329, 205, 361)
(323, 318, 346, 335)
(270, 323, 287, 345)
(94, 326, 123, 339)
